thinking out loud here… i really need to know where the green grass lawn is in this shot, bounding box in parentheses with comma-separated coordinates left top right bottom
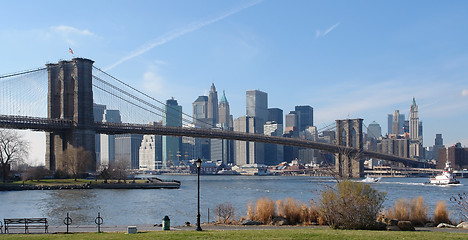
(0, 228, 466, 240)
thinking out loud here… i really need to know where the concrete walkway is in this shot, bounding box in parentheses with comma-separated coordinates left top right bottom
(3, 224, 468, 234)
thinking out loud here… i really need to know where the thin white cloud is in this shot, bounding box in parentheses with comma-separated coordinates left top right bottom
(50, 25, 94, 36)
(104, 0, 263, 71)
(142, 63, 166, 95)
(462, 89, 468, 96)
(315, 22, 340, 39)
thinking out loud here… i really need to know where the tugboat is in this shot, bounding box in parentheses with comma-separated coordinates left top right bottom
(429, 161, 460, 185)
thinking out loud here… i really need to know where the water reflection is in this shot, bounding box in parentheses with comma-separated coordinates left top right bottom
(1, 176, 467, 226)
(43, 190, 99, 225)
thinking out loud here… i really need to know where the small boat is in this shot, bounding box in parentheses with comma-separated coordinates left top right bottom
(429, 161, 460, 185)
(362, 176, 382, 183)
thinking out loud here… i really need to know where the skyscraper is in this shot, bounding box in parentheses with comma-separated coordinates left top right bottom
(294, 105, 313, 132)
(392, 110, 401, 135)
(115, 134, 143, 169)
(367, 121, 382, 139)
(246, 90, 268, 124)
(218, 90, 233, 129)
(163, 98, 182, 168)
(268, 108, 283, 124)
(208, 83, 219, 125)
(234, 116, 264, 165)
(100, 109, 121, 169)
(139, 121, 163, 170)
(409, 98, 423, 158)
(192, 96, 210, 128)
(432, 134, 444, 162)
(93, 103, 106, 167)
(264, 121, 284, 165)
(387, 112, 405, 135)
(285, 111, 298, 134)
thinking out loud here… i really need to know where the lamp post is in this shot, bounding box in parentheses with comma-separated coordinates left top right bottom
(195, 158, 203, 231)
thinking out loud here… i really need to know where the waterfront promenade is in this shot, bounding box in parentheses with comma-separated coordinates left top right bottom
(3, 223, 468, 234)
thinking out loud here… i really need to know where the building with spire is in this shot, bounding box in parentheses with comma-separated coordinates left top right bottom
(218, 90, 233, 129)
(409, 98, 423, 158)
(207, 83, 219, 126)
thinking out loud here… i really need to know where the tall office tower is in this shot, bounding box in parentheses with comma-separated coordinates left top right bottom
(294, 105, 313, 132)
(392, 110, 401, 135)
(192, 96, 211, 128)
(211, 134, 234, 164)
(410, 98, 419, 140)
(218, 90, 233, 129)
(115, 134, 143, 169)
(163, 98, 182, 168)
(432, 134, 444, 162)
(207, 83, 219, 125)
(93, 103, 106, 166)
(435, 134, 443, 146)
(387, 112, 405, 135)
(268, 108, 283, 124)
(367, 121, 382, 139)
(234, 116, 264, 165)
(246, 90, 268, 124)
(139, 122, 163, 170)
(409, 98, 423, 158)
(100, 109, 121, 169)
(264, 121, 284, 165)
(285, 111, 298, 133)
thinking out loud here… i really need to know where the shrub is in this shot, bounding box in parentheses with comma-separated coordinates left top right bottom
(246, 198, 275, 224)
(450, 193, 468, 222)
(319, 180, 386, 229)
(214, 202, 235, 224)
(434, 201, 450, 224)
(276, 198, 301, 225)
(409, 196, 428, 226)
(247, 202, 255, 221)
(387, 198, 409, 221)
(255, 197, 275, 224)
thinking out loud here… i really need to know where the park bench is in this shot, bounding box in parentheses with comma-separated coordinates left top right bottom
(4, 218, 48, 233)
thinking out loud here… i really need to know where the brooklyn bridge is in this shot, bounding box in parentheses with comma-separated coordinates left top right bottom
(0, 58, 434, 178)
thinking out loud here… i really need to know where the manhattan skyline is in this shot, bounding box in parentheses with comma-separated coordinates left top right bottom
(1, 0, 467, 165)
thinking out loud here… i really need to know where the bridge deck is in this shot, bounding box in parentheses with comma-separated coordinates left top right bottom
(0, 115, 432, 168)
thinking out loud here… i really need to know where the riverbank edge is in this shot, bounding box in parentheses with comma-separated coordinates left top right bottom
(0, 182, 180, 191)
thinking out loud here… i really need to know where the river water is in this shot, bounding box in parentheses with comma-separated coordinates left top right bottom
(1, 176, 467, 226)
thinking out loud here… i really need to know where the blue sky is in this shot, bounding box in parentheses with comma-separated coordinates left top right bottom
(1, 0, 468, 164)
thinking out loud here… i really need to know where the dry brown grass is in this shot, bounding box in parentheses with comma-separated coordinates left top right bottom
(279, 198, 302, 224)
(387, 198, 409, 221)
(254, 197, 276, 224)
(409, 196, 428, 226)
(247, 202, 255, 221)
(434, 201, 450, 224)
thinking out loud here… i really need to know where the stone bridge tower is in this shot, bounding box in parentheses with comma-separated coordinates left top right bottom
(45, 58, 96, 171)
(335, 119, 364, 178)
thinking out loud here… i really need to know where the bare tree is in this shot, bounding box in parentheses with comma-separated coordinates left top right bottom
(215, 202, 236, 224)
(22, 166, 50, 182)
(59, 147, 92, 181)
(0, 129, 29, 182)
(109, 158, 130, 183)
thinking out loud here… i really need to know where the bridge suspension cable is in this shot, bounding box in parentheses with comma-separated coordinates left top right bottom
(92, 66, 214, 128)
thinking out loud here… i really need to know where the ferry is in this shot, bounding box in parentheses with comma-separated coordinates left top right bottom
(428, 161, 460, 185)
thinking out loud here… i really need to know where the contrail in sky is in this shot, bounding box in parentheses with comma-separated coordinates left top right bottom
(105, 0, 263, 71)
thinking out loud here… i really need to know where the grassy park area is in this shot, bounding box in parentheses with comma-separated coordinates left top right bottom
(0, 228, 467, 240)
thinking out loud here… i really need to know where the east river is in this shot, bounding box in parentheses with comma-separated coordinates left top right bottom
(1, 176, 467, 226)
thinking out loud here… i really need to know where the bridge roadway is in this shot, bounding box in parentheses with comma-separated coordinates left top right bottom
(0, 115, 433, 168)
